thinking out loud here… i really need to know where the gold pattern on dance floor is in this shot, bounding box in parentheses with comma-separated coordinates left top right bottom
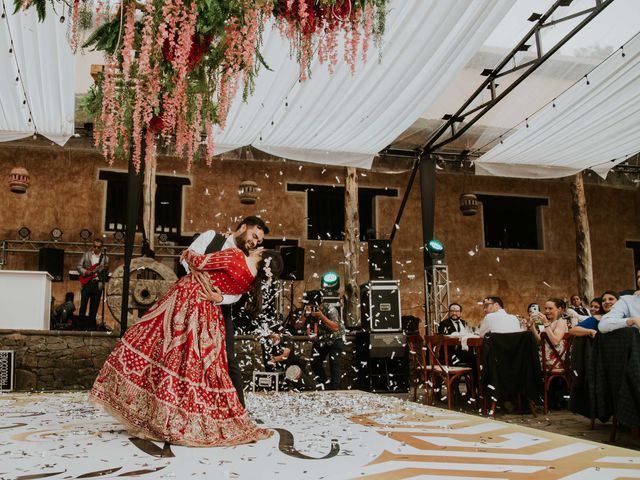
(1, 391, 638, 479)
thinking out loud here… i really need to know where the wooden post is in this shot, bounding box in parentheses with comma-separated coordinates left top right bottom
(343, 167, 360, 328)
(142, 147, 157, 251)
(571, 171, 594, 303)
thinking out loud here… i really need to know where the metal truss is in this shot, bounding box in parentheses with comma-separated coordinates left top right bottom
(0, 239, 187, 269)
(425, 0, 615, 153)
(425, 264, 450, 335)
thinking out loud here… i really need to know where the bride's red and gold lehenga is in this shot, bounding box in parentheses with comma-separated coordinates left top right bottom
(89, 248, 272, 447)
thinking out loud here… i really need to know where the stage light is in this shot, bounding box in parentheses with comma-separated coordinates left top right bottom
(426, 239, 445, 263)
(158, 232, 169, 243)
(50, 227, 63, 240)
(113, 230, 125, 242)
(321, 271, 340, 291)
(18, 226, 30, 240)
(79, 229, 92, 241)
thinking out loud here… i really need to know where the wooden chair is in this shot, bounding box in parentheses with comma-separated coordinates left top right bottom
(407, 334, 426, 402)
(423, 334, 474, 410)
(540, 332, 573, 414)
(481, 331, 541, 417)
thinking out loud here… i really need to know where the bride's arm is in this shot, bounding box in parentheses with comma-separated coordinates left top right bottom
(192, 270, 224, 305)
(181, 248, 239, 271)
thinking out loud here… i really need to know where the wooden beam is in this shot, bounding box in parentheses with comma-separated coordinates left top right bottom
(343, 167, 360, 328)
(571, 172, 594, 303)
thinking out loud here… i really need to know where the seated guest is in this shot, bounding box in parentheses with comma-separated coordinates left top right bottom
(569, 293, 619, 338)
(530, 298, 571, 410)
(588, 297, 604, 317)
(569, 295, 590, 316)
(437, 303, 475, 367)
(529, 298, 569, 357)
(438, 303, 469, 335)
(598, 293, 640, 333)
(478, 296, 521, 337)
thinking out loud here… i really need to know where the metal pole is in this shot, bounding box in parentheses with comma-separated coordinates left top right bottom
(419, 153, 437, 335)
(120, 137, 145, 335)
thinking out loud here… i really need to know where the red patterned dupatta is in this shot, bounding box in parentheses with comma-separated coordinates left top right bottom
(90, 249, 272, 446)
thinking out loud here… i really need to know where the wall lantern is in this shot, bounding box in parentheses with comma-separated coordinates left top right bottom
(459, 193, 479, 216)
(8, 167, 30, 194)
(238, 180, 259, 205)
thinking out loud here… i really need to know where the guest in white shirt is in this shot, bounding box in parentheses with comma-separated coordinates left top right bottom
(598, 294, 640, 333)
(478, 296, 521, 337)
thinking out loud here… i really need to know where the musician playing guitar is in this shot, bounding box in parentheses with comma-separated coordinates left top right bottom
(77, 238, 109, 330)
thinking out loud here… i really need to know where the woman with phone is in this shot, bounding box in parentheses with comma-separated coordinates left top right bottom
(528, 298, 569, 362)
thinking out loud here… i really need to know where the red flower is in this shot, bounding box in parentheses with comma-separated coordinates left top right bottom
(163, 34, 213, 72)
(148, 115, 164, 133)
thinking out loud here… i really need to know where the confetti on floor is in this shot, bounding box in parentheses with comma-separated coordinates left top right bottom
(1, 390, 639, 479)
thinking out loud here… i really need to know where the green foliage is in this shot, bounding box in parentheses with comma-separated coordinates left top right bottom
(81, 80, 103, 118)
(13, 0, 48, 21)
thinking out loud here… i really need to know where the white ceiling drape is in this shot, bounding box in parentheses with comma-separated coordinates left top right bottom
(0, 0, 74, 145)
(215, 0, 514, 168)
(475, 31, 640, 179)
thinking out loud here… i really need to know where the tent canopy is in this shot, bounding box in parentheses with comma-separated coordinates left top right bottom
(2, 0, 640, 178)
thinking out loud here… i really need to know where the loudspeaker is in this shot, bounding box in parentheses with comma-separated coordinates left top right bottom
(38, 247, 64, 282)
(280, 246, 305, 280)
(360, 280, 402, 331)
(0, 350, 15, 391)
(354, 332, 408, 392)
(368, 240, 392, 280)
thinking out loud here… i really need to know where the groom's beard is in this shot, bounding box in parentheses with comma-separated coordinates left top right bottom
(234, 234, 250, 255)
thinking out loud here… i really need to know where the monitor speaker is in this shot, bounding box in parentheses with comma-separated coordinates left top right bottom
(368, 240, 392, 280)
(38, 247, 64, 282)
(280, 246, 305, 280)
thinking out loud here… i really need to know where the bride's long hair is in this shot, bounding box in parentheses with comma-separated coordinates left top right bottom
(245, 250, 284, 317)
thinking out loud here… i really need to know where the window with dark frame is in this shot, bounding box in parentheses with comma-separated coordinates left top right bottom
(477, 194, 548, 250)
(287, 184, 398, 241)
(99, 171, 190, 241)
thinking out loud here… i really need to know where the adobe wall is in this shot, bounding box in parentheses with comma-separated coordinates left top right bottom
(1, 143, 638, 328)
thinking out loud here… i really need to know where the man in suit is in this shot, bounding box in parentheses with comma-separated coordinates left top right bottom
(438, 303, 475, 367)
(182, 216, 270, 407)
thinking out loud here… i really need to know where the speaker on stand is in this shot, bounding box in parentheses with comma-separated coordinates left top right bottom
(368, 240, 393, 280)
(280, 246, 305, 331)
(38, 247, 64, 282)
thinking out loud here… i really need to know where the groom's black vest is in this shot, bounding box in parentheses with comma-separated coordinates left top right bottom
(204, 233, 232, 318)
(204, 233, 227, 255)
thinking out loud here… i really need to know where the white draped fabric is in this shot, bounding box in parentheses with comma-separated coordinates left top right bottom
(476, 32, 640, 179)
(215, 0, 514, 168)
(0, 0, 74, 145)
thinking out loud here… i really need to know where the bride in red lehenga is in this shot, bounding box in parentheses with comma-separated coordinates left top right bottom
(89, 247, 283, 447)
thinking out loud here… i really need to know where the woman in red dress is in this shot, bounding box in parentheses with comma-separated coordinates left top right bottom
(89, 247, 283, 447)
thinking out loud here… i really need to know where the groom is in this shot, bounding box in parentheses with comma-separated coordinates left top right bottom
(182, 215, 270, 407)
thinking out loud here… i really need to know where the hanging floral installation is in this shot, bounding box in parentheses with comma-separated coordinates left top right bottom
(14, 0, 388, 171)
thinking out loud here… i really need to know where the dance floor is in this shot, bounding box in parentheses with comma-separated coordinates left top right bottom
(1, 391, 639, 480)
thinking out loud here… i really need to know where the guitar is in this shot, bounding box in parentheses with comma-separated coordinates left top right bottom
(79, 251, 105, 285)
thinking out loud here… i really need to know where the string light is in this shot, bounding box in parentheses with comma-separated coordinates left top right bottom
(2, 3, 38, 137)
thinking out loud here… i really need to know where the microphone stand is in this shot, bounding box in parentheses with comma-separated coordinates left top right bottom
(97, 248, 109, 331)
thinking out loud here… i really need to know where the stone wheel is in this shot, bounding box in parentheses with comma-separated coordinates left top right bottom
(106, 257, 178, 327)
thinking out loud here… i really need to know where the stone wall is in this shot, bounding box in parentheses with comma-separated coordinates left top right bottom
(0, 330, 361, 392)
(0, 330, 118, 390)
